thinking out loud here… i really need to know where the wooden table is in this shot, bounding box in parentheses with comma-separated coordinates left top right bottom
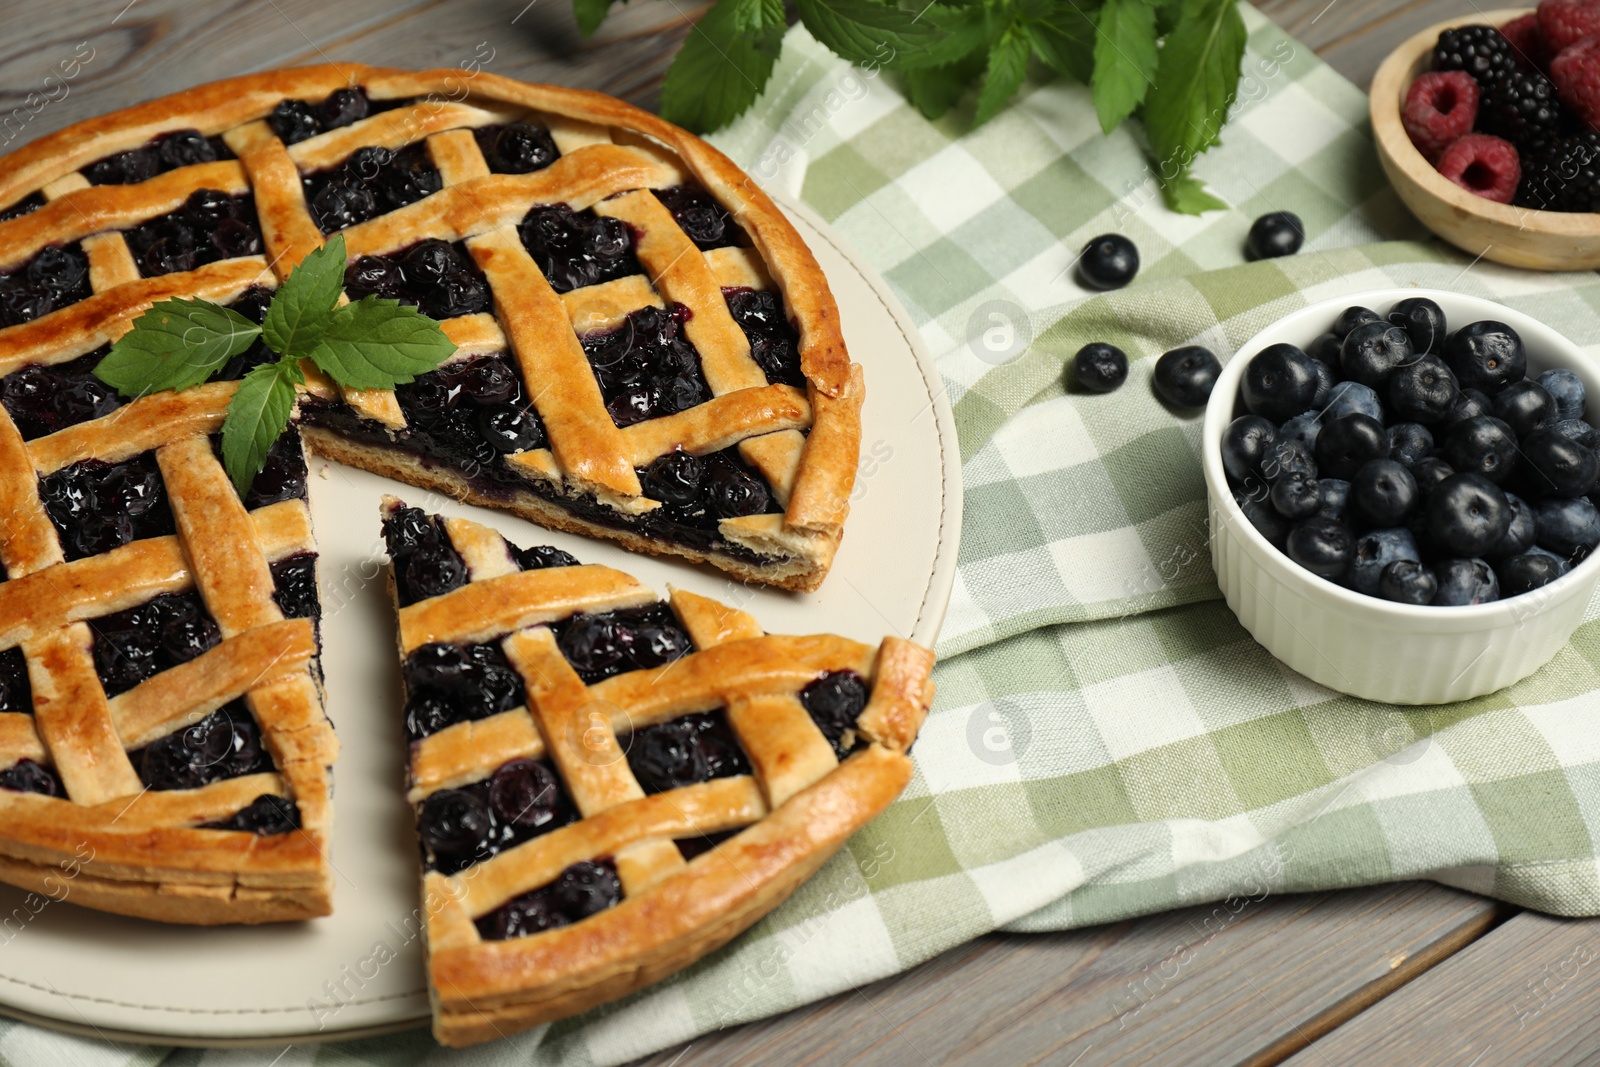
(6, 1, 1589, 1063)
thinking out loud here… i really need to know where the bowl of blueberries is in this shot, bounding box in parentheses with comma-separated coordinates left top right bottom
(1203, 288, 1600, 704)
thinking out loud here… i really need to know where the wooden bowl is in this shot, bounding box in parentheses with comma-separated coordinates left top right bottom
(1370, 7, 1600, 271)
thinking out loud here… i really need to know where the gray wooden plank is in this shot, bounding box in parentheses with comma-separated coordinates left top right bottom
(631, 884, 1503, 1067)
(1248, 0, 1510, 90)
(1282, 910, 1600, 1066)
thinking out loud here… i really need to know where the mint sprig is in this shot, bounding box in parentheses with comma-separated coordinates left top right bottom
(95, 233, 458, 494)
(588, 0, 1247, 214)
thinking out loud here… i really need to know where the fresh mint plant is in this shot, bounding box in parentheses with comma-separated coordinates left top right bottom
(579, 0, 1247, 212)
(94, 234, 456, 493)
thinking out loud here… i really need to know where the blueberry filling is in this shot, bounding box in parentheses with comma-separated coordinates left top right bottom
(472, 122, 560, 174)
(0, 647, 30, 714)
(91, 591, 222, 697)
(724, 287, 804, 389)
(416, 758, 578, 875)
(230, 429, 309, 509)
(130, 698, 274, 791)
(0, 242, 93, 327)
(676, 828, 738, 862)
(800, 670, 868, 759)
(391, 352, 548, 471)
(654, 185, 741, 251)
(40, 451, 174, 562)
(267, 87, 382, 146)
(553, 601, 692, 684)
(1, 346, 120, 439)
(82, 129, 234, 186)
(637, 447, 776, 524)
(518, 203, 641, 293)
(271, 553, 321, 620)
(624, 710, 749, 795)
(123, 190, 263, 277)
(401, 640, 528, 741)
(382, 508, 470, 608)
(581, 303, 712, 427)
(302, 142, 443, 232)
(343, 238, 490, 319)
(0, 192, 46, 222)
(203, 793, 300, 835)
(0, 758, 62, 797)
(474, 859, 620, 940)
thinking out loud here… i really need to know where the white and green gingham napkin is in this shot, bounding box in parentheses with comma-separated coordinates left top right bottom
(14, 7, 1600, 1065)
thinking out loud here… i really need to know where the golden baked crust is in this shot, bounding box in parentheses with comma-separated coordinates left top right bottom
(0, 65, 862, 590)
(381, 502, 932, 1046)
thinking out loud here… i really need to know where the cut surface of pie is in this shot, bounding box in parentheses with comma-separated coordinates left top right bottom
(379, 499, 934, 1046)
(0, 65, 863, 595)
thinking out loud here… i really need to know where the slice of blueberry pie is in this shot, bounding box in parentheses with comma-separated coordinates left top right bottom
(0, 64, 860, 594)
(379, 500, 933, 1046)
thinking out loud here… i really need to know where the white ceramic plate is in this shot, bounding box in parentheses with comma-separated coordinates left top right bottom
(0, 195, 961, 1046)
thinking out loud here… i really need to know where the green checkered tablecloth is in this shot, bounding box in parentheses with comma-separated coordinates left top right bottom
(14, 7, 1600, 1066)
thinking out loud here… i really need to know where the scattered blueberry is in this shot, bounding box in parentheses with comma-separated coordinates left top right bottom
(1246, 212, 1305, 260)
(1078, 234, 1140, 290)
(1153, 345, 1221, 408)
(1071, 343, 1128, 394)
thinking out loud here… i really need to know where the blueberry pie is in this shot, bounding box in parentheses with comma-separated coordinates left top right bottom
(379, 500, 933, 1046)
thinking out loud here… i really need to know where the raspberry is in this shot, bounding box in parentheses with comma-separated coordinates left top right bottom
(1538, 0, 1600, 53)
(1403, 71, 1480, 159)
(1478, 67, 1568, 148)
(1517, 130, 1600, 210)
(1501, 12, 1550, 71)
(1434, 25, 1519, 87)
(1436, 133, 1522, 203)
(1551, 34, 1600, 128)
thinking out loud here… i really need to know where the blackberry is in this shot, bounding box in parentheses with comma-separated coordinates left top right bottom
(1476, 68, 1567, 149)
(1433, 25, 1518, 88)
(1517, 132, 1600, 213)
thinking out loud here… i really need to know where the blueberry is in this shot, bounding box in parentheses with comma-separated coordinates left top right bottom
(1443, 320, 1525, 394)
(1222, 415, 1277, 485)
(456, 357, 521, 403)
(1496, 551, 1565, 597)
(1277, 411, 1323, 455)
(1235, 487, 1290, 550)
(320, 87, 370, 130)
(1153, 345, 1221, 408)
(404, 690, 458, 740)
(1315, 414, 1387, 480)
(402, 539, 467, 601)
(157, 130, 216, 170)
(1434, 557, 1500, 605)
(476, 405, 544, 453)
(1317, 478, 1352, 524)
(1270, 472, 1322, 519)
(1490, 492, 1537, 560)
(1539, 369, 1586, 421)
(1308, 332, 1344, 366)
(1519, 428, 1600, 498)
(1243, 343, 1320, 422)
(1388, 356, 1459, 424)
(801, 670, 869, 753)
(1334, 306, 1384, 339)
(630, 720, 710, 791)
(1352, 459, 1419, 527)
(706, 460, 770, 518)
(1387, 423, 1435, 467)
(1071, 343, 1128, 393)
(1350, 527, 1421, 596)
(1388, 298, 1448, 356)
(1379, 560, 1438, 605)
(1491, 379, 1556, 437)
(1263, 438, 1317, 483)
(268, 99, 321, 144)
(1428, 473, 1513, 557)
(642, 450, 705, 507)
(486, 123, 560, 174)
(1309, 358, 1338, 408)
(1442, 387, 1493, 432)
(559, 614, 626, 676)
(418, 790, 491, 858)
(345, 254, 408, 300)
(217, 794, 300, 835)
(1287, 517, 1354, 580)
(405, 642, 474, 691)
(382, 506, 432, 558)
(515, 544, 579, 570)
(1322, 381, 1384, 424)
(1341, 322, 1415, 388)
(549, 860, 622, 921)
(1077, 234, 1139, 290)
(488, 758, 562, 829)
(1443, 415, 1518, 485)
(1553, 418, 1600, 452)
(0, 759, 61, 797)
(1246, 211, 1304, 260)
(1534, 496, 1600, 561)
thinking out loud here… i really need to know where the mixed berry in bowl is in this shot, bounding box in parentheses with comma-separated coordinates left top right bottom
(1221, 296, 1599, 606)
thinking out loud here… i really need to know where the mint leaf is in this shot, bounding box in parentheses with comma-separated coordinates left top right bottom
(1092, 0, 1158, 134)
(659, 0, 784, 133)
(974, 25, 1030, 127)
(222, 359, 298, 495)
(307, 297, 458, 390)
(263, 234, 347, 360)
(95, 299, 261, 397)
(1160, 170, 1229, 214)
(903, 49, 987, 119)
(797, 0, 979, 71)
(731, 0, 784, 34)
(573, 0, 618, 35)
(1141, 0, 1246, 202)
(1022, 6, 1098, 83)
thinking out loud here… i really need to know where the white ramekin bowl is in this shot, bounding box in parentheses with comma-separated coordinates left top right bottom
(1203, 288, 1600, 705)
